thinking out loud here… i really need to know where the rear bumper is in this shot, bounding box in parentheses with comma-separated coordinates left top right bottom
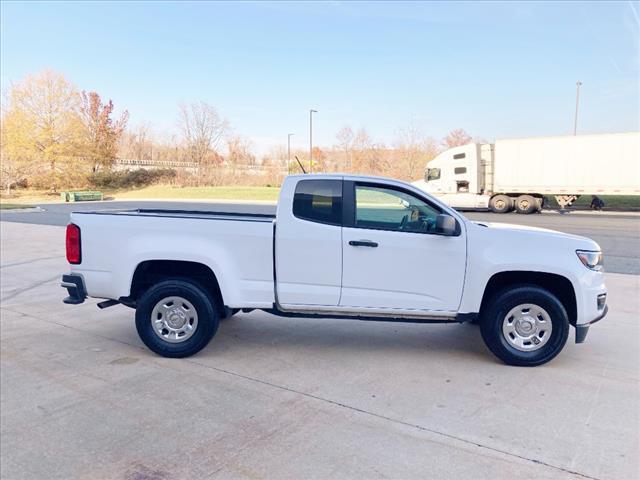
(575, 305, 608, 343)
(61, 274, 87, 305)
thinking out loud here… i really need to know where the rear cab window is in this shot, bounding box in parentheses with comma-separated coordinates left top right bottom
(292, 179, 342, 225)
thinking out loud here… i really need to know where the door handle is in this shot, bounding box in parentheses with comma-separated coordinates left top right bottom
(349, 240, 378, 248)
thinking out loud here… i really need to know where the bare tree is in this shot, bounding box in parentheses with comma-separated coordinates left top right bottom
(352, 128, 384, 173)
(395, 123, 421, 179)
(118, 124, 158, 162)
(394, 123, 439, 180)
(335, 126, 354, 171)
(178, 101, 228, 174)
(441, 128, 472, 149)
(227, 135, 256, 167)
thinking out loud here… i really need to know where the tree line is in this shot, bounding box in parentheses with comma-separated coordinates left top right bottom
(1, 70, 481, 194)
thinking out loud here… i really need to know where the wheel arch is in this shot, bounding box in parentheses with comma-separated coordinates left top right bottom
(479, 271, 577, 326)
(128, 259, 227, 317)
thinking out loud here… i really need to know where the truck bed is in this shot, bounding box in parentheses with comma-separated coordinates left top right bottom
(69, 208, 276, 308)
(74, 208, 275, 223)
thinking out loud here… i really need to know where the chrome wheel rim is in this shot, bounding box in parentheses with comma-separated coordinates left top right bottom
(502, 303, 552, 352)
(151, 296, 198, 343)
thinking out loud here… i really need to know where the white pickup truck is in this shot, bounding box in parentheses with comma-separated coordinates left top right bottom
(61, 174, 608, 366)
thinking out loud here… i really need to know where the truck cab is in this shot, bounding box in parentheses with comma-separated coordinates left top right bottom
(275, 175, 466, 313)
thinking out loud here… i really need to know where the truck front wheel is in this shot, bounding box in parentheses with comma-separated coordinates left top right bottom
(489, 195, 513, 213)
(135, 279, 220, 358)
(480, 286, 569, 366)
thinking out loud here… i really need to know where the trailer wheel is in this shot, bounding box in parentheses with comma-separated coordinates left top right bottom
(480, 285, 569, 366)
(135, 279, 219, 358)
(515, 195, 537, 214)
(489, 195, 513, 213)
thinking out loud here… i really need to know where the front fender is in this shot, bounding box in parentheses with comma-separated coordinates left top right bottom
(459, 223, 596, 323)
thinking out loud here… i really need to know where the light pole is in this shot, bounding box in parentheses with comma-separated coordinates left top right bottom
(309, 109, 317, 172)
(574, 81, 582, 136)
(287, 133, 294, 173)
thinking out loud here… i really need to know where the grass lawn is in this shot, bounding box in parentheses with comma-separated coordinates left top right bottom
(0, 190, 59, 204)
(113, 185, 281, 202)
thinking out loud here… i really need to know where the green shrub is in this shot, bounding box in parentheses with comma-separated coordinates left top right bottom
(89, 169, 176, 189)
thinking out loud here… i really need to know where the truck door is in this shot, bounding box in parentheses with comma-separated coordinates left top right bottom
(275, 178, 343, 306)
(340, 181, 466, 312)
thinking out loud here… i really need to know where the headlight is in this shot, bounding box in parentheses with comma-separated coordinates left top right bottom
(576, 250, 603, 271)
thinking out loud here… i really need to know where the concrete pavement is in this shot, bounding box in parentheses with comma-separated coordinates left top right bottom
(1, 221, 639, 479)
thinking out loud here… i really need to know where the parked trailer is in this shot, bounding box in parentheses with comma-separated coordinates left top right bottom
(412, 132, 640, 213)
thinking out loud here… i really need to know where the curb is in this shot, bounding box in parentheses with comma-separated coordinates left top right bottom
(0, 206, 44, 213)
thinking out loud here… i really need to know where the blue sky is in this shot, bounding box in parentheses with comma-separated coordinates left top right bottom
(1, 1, 638, 154)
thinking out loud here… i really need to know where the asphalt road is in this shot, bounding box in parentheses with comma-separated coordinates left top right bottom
(2, 200, 639, 274)
(1, 222, 639, 479)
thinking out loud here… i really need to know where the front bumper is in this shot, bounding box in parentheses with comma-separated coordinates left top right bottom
(61, 274, 86, 305)
(575, 305, 608, 343)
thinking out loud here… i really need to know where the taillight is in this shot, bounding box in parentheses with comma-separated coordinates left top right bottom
(66, 223, 81, 264)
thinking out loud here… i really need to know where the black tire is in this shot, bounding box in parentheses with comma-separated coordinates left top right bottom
(489, 195, 513, 214)
(515, 195, 538, 214)
(480, 285, 569, 366)
(135, 279, 219, 358)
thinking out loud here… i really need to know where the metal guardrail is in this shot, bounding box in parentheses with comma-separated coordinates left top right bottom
(116, 159, 198, 168)
(113, 159, 289, 175)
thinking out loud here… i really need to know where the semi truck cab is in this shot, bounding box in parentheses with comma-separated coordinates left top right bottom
(414, 143, 493, 210)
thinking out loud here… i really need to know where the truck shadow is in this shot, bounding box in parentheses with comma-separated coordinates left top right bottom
(205, 311, 491, 362)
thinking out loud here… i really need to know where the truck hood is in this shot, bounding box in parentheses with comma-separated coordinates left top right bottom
(473, 221, 601, 250)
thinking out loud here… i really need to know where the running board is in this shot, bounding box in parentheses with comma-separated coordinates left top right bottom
(263, 307, 459, 324)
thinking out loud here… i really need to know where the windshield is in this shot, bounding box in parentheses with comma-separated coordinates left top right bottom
(426, 168, 441, 182)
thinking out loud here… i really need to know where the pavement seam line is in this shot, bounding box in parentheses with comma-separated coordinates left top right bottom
(1, 274, 61, 302)
(0, 255, 63, 269)
(184, 360, 601, 480)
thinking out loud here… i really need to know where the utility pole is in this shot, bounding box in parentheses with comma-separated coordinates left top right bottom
(309, 109, 317, 172)
(574, 81, 582, 136)
(287, 133, 294, 173)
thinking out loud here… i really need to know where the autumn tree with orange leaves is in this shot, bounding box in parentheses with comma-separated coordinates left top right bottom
(79, 91, 129, 173)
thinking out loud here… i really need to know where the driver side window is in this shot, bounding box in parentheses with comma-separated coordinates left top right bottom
(354, 184, 441, 234)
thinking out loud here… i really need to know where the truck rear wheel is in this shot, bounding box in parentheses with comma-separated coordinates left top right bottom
(135, 279, 219, 358)
(489, 195, 513, 213)
(480, 286, 569, 366)
(515, 195, 538, 214)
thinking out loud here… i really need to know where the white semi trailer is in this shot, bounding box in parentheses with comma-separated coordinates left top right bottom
(412, 132, 640, 214)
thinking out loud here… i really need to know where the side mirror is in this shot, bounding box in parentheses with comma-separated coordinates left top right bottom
(435, 214, 457, 236)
